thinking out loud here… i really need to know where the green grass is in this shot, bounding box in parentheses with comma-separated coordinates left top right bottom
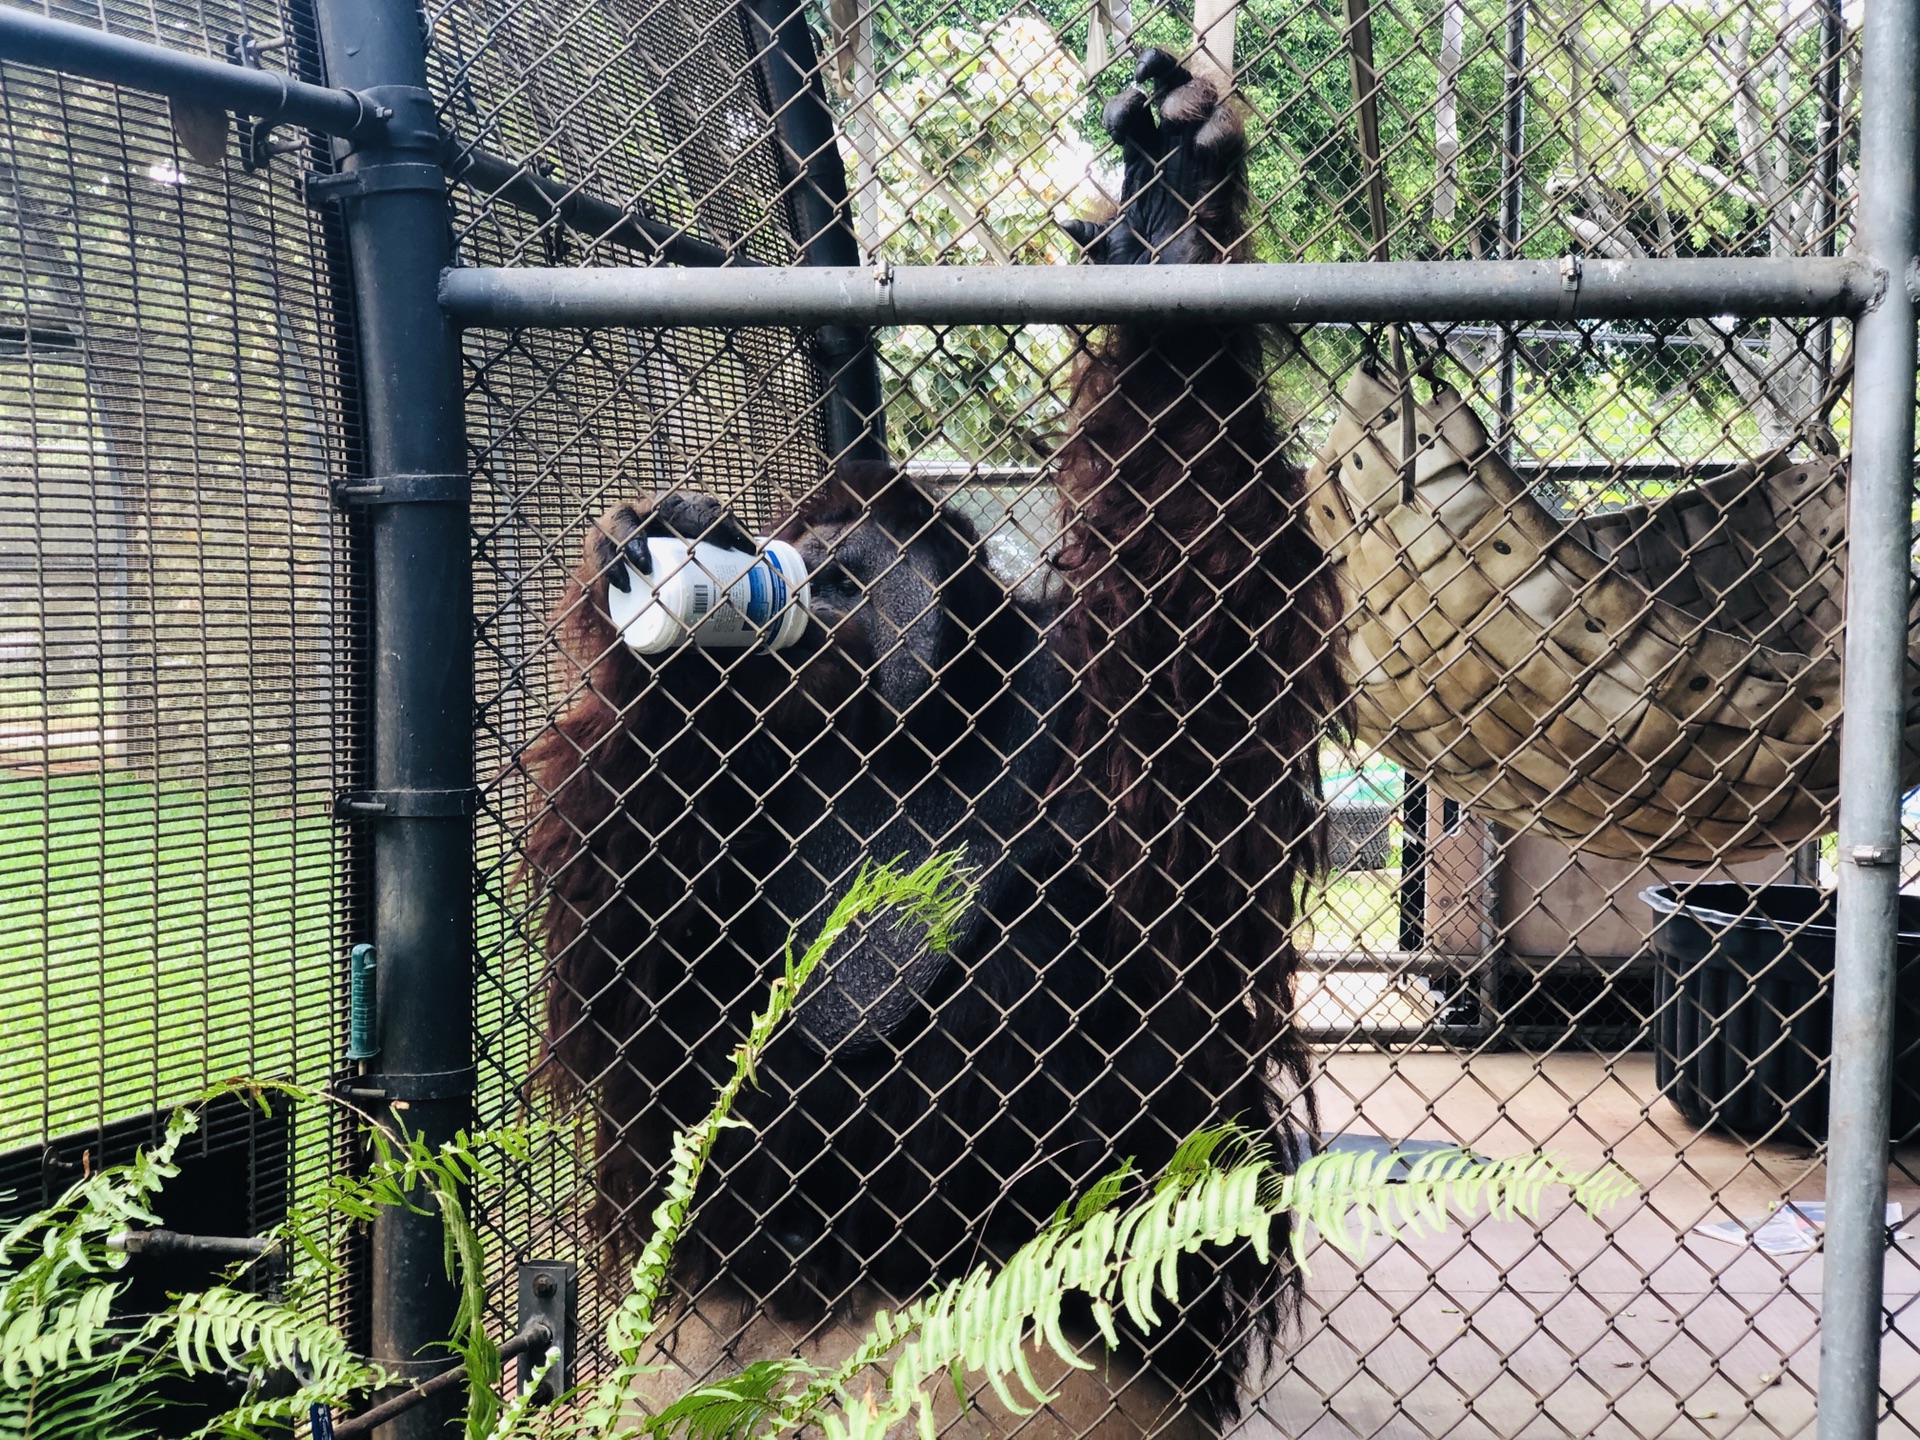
(0, 773, 340, 1150)
(0, 762, 1405, 1151)
(1303, 868, 1402, 950)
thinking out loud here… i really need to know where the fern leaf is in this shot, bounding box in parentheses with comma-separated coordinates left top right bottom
(744, 1135, 1635, 1440)
(583, 853, 979, 1437)
(155, 1287, 365, 1391)
(643, 1357, 819, 1440)
(0, 1351, 159, 1440)
(1, 1108, 200, 1391)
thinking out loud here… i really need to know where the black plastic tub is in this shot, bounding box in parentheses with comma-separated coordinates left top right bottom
(1642, 883, 1920, 1144)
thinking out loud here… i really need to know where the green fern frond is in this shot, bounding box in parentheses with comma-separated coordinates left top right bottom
(202, 1081, 565, 1438)
(663, 1132, 1634, 1440)
(341, 1120, 527, 1439)
(230, 1082, 547, 1440)
(478, 1353, 558, 1440)
(643, 1357, 821, 1440)
(584, 852, 978, 1436)
(0, 1282, 121, 1384)
(604, 858, 1632, 1440)
(154, 1287, 373, 1393)
(0, 1351, 158, 1440)
(1, 1108, 200, 1390)
(1277, 1147, 1637, 1266)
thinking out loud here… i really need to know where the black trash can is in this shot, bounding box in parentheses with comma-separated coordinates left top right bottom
(1643, 883, 1920, 1144)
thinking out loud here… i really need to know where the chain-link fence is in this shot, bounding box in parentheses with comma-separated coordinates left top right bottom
(441, 0, 1919, 1431)
(3, 0, 1917, 1430)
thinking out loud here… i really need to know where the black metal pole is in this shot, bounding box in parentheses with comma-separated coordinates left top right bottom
(1496, 0, 1527, 448)
(309, 0, 473, 1430)
(740, 0, 886, 464)
(1398, 780, 1427, 954)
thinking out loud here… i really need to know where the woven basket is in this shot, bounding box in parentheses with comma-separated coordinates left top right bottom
(1306, 368, 1918, 863)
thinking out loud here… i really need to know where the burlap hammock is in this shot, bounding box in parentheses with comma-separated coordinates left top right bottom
(1305, 368, 1920, 864)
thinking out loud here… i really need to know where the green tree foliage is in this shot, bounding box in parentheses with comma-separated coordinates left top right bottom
(824, 0, 1852, 471)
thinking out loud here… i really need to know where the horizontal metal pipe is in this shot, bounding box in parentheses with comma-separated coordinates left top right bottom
(0, 6, 385, 140)
(108, 1228, 279, 1260)
(1301, 1022, 1642, 1048)
(442, 135, 750, 269)
(440, 257, 1878, 330)
(1301, 948, 1490, 976)
(909, 458, 1772, 486)
(1302, 1026, 1489, 1047)
(330, 1321, 550, 1439)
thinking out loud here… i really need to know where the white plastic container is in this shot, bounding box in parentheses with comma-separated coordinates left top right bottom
(607, 536, 811, 655)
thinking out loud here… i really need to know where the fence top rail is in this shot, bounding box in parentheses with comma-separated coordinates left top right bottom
(0, 6, 388, 143)
(437, 256, 1878, 331)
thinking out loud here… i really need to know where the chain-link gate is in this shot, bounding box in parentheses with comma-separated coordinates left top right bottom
(2, 0, 1917, 1430)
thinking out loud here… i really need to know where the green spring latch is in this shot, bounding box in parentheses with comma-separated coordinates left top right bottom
(347, 944, 379, 1060)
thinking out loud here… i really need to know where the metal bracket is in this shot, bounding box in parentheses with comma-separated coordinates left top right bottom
(1556, 253, 1584, 321)
(334, 788, 477, 819)
(224, 31, 301, 172)
(333, 1065, 477, 1105)
(517, 1262, 576, 1402)
(1848, 843, 1898, 867)
(331, 472, 467, 508)
(304, 162, 445, 207)
(227, 30, 288, 67)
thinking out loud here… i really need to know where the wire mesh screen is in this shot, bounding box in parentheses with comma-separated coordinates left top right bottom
(450, 0, 1920, 1432)
(0, 0, 351, 1252)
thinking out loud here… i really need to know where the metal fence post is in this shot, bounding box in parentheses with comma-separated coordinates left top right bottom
(309, 0, 473, 1428)
(1494, 0, 1525, 441)
(1819, 0, 1918, 1424)
(742, 0, 886, 464)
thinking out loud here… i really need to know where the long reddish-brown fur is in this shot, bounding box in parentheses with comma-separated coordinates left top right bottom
(518, 58, 1345, 1426)
(1051, 73, 1344, 1104)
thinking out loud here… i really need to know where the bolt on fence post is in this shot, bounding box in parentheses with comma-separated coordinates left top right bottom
(1820, 0, 1918, 1425)
(309, 0, 473, 1428)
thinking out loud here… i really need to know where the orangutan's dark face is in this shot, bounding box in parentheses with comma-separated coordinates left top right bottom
(793, 510, 957, 722)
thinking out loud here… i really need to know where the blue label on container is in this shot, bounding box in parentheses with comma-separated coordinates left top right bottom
(745, 562, 770, 625)
(739, 558, 788, 632)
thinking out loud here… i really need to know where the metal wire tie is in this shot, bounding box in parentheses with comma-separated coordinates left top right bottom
(334, 787, 477, 818)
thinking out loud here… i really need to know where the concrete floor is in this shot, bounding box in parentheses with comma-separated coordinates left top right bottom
(1239, 1050, 1920, 1440)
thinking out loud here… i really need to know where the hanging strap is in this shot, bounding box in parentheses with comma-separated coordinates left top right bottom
(1342, 0, 1420, 503)
(1343, 0, 1391, 262)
